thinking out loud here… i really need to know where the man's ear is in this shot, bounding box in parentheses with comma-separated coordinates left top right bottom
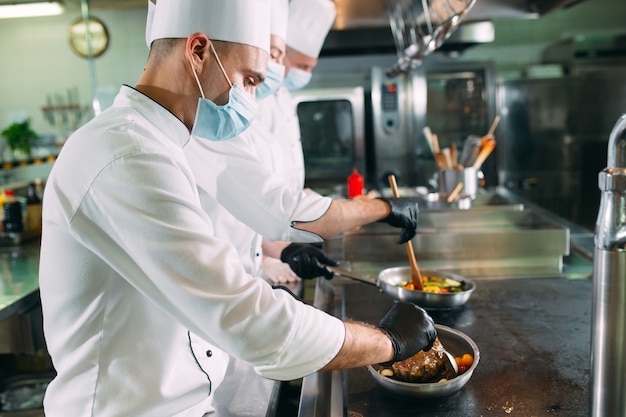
(186, 32, 210, 70)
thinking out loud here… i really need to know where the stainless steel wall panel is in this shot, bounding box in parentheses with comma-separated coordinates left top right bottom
(498, 65, 626, 229)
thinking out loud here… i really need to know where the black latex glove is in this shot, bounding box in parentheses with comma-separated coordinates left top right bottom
(280, 243, 339, 280)
(378, 301, 437, 364)
(377, 197, 420, 244)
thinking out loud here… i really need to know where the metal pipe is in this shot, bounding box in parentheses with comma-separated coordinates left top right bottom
(594, 114, 626, 251)
(607, 113, 626, 170)
(80, 0, 102, 116)
(590, 113, 626, 417)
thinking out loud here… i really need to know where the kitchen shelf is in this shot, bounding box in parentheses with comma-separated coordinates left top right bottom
(1, 156, 57, 171)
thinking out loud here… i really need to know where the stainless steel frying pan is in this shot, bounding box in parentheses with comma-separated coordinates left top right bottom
(330, 265, 476, 310)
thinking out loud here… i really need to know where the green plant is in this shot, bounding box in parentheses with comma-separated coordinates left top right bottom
(1, 119, 39, 157)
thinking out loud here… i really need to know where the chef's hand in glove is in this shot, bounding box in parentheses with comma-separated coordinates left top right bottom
(377, 197, 420, 244)
(280, 243, 339, 280)
(378, 301, 437, 364)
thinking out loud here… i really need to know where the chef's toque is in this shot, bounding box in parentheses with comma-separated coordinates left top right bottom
(270, 0, 288, 40)
(286, 0, 336, 58)
(145, 0, 155, 49)
(146, 0, 270, 53)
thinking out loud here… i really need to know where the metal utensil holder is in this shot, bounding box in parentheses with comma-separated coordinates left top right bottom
(386, 0, 476, 77)
(438, 167, 478, 198)
(590, 114, 626, 417)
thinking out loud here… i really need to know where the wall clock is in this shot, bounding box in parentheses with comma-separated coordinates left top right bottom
(68, 16, 109, 58)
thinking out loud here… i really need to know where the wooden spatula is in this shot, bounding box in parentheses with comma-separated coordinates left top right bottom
(387, 174, 424, 291)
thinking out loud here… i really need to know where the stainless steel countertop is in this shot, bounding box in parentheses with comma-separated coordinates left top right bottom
(299, 274, 593, 417)
(211, 357, 280, 417)
(0, 241, 41, 322)
(298, 189, 595, 417)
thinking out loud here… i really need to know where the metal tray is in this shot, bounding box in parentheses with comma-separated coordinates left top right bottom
(0, 231, 40, 248)
(0, 372, 53, 412)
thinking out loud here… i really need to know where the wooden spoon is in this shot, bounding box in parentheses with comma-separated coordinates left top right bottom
(472, 139, 496, 170)
(487, 115, 501, 137)
(387, 174, 424, 291)
(446, 181, 464, 203)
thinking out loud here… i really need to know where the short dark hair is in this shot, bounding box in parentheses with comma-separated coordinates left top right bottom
(210, 39, 229, 56)
(149, 38, 183, 65)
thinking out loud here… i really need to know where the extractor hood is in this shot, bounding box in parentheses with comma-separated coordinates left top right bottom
(542, 33, 626, 64)
(330, 0, 587, 30)
(321, 0, 588, 57)
(62, 0, 589, 61)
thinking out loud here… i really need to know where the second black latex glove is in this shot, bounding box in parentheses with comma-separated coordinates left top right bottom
(377, 197, 420, 244)
(378, 301, 437, 364)
(280, 243, 339, 280)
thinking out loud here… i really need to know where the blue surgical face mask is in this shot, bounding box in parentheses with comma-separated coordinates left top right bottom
(190, 43, 257, 141)
(256, 60, 285, 99)
(283, 67, 312, 92)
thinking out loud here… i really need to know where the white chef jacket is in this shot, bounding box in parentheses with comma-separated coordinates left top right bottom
(186, 85, 326, 280)
(197, 187, 264, 276)
(254, 85, 305, 193)
(185, 85, 328, 281)
(38, 85, 345, 417)
(184, 121, 330, 245)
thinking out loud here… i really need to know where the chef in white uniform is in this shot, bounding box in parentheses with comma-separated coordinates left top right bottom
(39, 0, 437, 416)
(185, 0, 423, 283)
(182, 0, 297, 282)
(254, 0, 338, 280)
(254, 0, 336, 192)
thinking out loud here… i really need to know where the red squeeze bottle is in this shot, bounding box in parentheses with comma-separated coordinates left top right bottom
(347, 168, 364, 198)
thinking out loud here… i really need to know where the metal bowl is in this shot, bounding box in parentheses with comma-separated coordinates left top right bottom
(367, 325, 479, 398)
(378, 267, 476, 310)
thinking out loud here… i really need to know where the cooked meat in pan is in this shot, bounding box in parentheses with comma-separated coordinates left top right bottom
(391, 338, 457, 383)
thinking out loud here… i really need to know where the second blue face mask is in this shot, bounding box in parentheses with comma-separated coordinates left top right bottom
(256, 60, 285, 100)
(283, 67, 312, 92)
(190, 44, 258, 141)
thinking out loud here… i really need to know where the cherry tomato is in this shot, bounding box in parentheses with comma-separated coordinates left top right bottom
(461, 353, 474, 367)
(455, 354, 474, 374)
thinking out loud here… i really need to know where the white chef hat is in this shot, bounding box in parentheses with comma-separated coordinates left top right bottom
(145, 0, 156, 49)
(146, 0, 270, 53)
(270, 0, 288, 40)
(286, 0, 336, 58)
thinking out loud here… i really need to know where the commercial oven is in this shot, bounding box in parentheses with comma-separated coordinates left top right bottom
(291, 86, 366, 195)
(292, 55, 497, 194)
(369, 63, 498, 189)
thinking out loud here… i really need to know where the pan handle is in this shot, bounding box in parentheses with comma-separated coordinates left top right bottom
(327, 266, 378, 286)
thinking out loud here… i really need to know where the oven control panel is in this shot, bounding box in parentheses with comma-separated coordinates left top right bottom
(380, 81, 400, 133)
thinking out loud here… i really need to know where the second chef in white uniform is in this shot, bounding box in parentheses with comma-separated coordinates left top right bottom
(185, 0, 422, 284)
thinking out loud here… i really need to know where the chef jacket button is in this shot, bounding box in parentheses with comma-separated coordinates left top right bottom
(256, 252, 260, 257)
(206, 350, 212, 358)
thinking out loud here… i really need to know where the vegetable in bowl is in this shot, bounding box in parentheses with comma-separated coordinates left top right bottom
(398, 275, 464, 293)
(377, 267, 476, 309)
